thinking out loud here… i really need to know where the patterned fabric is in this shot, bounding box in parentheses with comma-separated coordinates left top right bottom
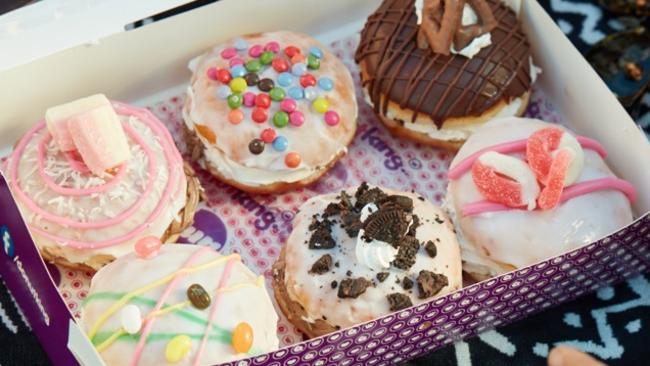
(0, 1, 647, 366)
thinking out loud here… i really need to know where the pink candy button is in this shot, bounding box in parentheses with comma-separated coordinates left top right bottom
(289, 111, 304, 127)
(280, 99, 297, 113)
(135, 236, 162, 259)
(264, 41, 280, 53)
(229, 57, 245, 67)
(248, 45, 263, 58)
(243, 92, 256, 108)
(324, 110, 340, 126)
(220, 47, 237, 59)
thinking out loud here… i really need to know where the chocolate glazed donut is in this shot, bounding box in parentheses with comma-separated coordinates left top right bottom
(355, 0, 532, 125)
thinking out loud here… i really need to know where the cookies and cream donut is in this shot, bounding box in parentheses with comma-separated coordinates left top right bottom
(81, 243, 279, 365)
(446, 117, 636, 279)
(183, 31, 357, 194)
(5, 96, 198, 271)
(273, 183, 462, 338)
(355, 0, 536, 150)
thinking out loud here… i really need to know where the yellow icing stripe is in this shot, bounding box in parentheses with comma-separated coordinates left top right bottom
(96, 328, 126, 353)
(147, 301, 191, 319)
(88, 254, 240, 340)
(216, 276, 265, 294)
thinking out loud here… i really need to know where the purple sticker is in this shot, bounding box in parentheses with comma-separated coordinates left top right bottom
(178, 209, 228, 251)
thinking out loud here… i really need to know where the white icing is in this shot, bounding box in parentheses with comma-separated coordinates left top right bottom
(477, 151, 539, 210)
(284, 187, 462, 329)
(447, 117, 634, 274)
(415, 0, 424, 24)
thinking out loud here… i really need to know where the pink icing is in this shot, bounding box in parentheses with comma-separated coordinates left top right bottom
(38, 134, 129, 196)
(130, 246, 213, 366)
(8, 102, 183, 249)
(447, 136, 607, 180)
(461, 177, 637, 216)
(192, 257, 237, 366)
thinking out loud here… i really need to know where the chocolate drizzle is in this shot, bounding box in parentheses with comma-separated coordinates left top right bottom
(355, 0, 532, 126)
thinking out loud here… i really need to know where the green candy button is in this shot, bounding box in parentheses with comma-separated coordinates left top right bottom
(227, 93, 242, 109)
(260, 51, 274, 65)
(307, 54, 320, 70)
(270, 87, 286, 102)
(245, 59, 262, 72)
(273, 111, 289, 128)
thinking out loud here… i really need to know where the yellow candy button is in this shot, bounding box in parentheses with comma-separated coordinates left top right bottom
(312, 97, 329, 113)
(165, 334, 192, 363)
(232, 322, 254, 354)
(229, 77, 247, 93)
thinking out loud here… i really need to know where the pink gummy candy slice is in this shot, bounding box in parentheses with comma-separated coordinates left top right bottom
(526, 127, 563, 183)
(471, 160, 525, 208)
(537, 149, 572, 210)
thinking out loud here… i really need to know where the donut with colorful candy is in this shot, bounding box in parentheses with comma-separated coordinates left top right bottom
(183, 31, 357, 194)
(446, 117, 636, 280)
(81, 242, 279, 365)
(5, 95, 199, 271)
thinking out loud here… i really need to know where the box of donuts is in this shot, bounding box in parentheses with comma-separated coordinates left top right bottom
(0, 0, 648, 365)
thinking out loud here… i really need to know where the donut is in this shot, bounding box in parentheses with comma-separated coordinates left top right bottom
(446, 117, 636, 280)
(183, 31, 358, 194)
(81, 243, 279, 365)
(273, 183, 462, 338)
(355, 0, 536, 149)
(5, 96, 199, 271)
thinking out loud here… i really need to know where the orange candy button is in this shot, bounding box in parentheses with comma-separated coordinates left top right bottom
(228, 109, 244, 124)
(232, 322, 253, 354)
(285, 152, 301, 168)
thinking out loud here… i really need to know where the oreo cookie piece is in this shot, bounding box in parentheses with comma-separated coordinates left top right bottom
(309, 254, 333, 274)
(338, 278, 371, 298)
(362, 208, 409, 247)
(424, 240, 437, 258)
(392, 236, 420, 270)
(376, 272, 389, 282)
(308, 217, 336, 250)
(417, 270, 448, 299)
(354, 182, 388, 210)
(387, 293, 413, 311)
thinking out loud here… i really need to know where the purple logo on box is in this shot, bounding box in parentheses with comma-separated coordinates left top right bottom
(360, 126, 404, 171)
(179, 209, 228, 250)
(1, 225, 14, 258)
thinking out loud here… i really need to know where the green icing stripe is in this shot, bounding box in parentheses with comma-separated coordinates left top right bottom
(92, 331, 230, 345)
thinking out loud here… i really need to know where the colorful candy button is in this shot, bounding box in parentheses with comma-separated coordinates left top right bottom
(230, 65, 246, 78)
(134, 236, 162, 259)
(270, 87, 286, 102)
(309, 46, 323, 59)
(245, 59, 261, 73)
(244, 73, 259, 87)
(278, 72, 293, 87)
(291, 53, 306, 64)
(303, 86, 318, 101)
(227, 93, 243, 109)
(220, 47, 237, 59)
(289, 111, 305, 126)
(248, 44, 263, 57)
(228, 109, 244, 124)
(187, 284, 211, 309)
(234, 38, 249, 51)
(242, 92, 256, 107)
(260, 51, 274, 65)
(229, 57, 244, 67)
(165, 335, 192, 363)
(280, 99, 297, 113)
(324, 110, 340, 126)
(207, 67, 218, 80)
(255, 93, 271, 108)
(284, 45, 300, 58)
(272, 58, 289, 73)
(251, 108, 268, 123)
(300, 74, 317, 88)
(261, 128, 277, 143)
(215, 85, 231, 99)
(291, 63, 307, 76)
(248, 138, 265, 154)
(229, 77, 247, 93)
(307, 54, 320, 70)
(120, 304, 142, 335)
(272, 136, 288, 151)
(258, 78, 275, 93)
(264, 41, 280, 53)
(288, 86, 304, 100)
(216, 69, 232, 84)
(312, 97, 329, 113)
(232, 322, 254, 354)
(285, 152, 301, 168)
(318, 77, 334, 91)
(273, 111, 289, 128)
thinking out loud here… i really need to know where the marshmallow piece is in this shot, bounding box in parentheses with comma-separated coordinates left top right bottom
(67, 104, 131, 176)
(45, 94, 110, 152)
